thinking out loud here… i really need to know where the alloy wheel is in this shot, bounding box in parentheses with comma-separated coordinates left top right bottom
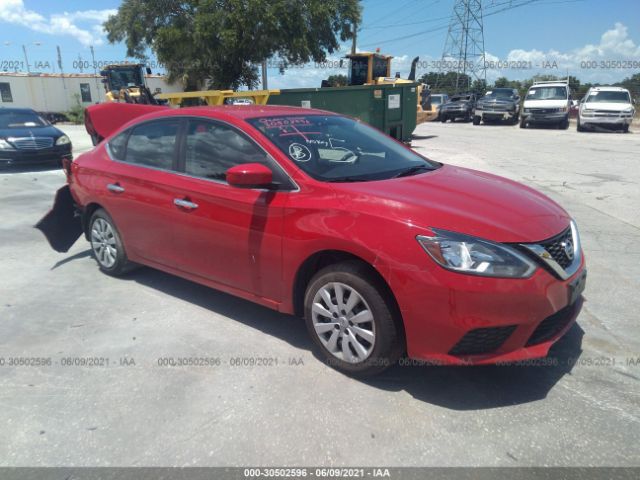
(311, 282, 376, 363)
(91, 218, 118, 268)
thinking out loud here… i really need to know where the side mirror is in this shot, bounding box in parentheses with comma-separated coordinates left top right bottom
(226, 163, 273, 189)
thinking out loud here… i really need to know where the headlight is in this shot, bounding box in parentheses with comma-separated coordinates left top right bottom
(523, 108, 530, 113)
(55, 135, 71, 146)
(417, 229, 537, 278)
(0, 139, 13, 150)
(623, 107, 634, 114)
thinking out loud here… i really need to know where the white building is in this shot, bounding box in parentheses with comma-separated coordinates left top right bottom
(0, 72, 183, 112)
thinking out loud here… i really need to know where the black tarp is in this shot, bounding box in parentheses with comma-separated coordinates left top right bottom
(35, 185, 83, 253)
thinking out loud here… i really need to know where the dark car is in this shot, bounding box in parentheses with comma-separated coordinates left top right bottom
(0, 108, 72, 168)
(473, 88, 521, 125)
(440, 94, 476, 123)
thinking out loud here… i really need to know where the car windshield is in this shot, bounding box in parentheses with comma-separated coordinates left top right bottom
(0, 111, 48, 129)
(247, 115, 440, 182)
(450, 95, 471, 102)
(484, 89, 514, 99)
(526, 86, 568, 100)
(586, 91, 631, 103)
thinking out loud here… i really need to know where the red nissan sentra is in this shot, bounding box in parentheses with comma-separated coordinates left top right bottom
(63, 105, 586, 375)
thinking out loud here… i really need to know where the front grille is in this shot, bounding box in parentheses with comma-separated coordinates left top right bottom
(526, 302, 578, 346)
(538, 227, 573, 269)
(449, 325, 517, 356)
(529, 108, 558, 114)
(10, 137, 54, 150)
(483, 104, 509, 111)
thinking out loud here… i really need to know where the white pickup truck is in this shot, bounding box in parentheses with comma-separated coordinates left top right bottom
(577, 86, 634, 133)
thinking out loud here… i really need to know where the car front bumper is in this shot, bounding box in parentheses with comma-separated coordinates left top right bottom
(0, 146, 72, 168)
(522, 112, 568, 124)
(477, 109, 517, 120)
(580, 114, 633, 126)
(388, 255, 586, 365)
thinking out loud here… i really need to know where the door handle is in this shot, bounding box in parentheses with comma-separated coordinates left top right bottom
(173, 198, 199, 210)
(107, 183, 125, 193)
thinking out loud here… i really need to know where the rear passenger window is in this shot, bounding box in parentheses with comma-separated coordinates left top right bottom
(185, 120, 268, 181)
(108, 131, 128, 161)
(126, 120, 179, 169)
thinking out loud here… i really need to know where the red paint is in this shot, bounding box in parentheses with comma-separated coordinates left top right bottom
(71, 105, 585, 365)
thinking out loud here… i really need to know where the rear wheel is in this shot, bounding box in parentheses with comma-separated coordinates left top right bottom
(89, 209, 135, 276)
(304, 262, 403, 376)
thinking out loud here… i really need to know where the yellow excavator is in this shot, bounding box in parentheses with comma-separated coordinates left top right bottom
(99, 64, 162, 105)
(328, 50, 435, 123)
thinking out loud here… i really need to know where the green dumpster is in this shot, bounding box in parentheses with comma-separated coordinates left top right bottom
(267, 83, 418, 142)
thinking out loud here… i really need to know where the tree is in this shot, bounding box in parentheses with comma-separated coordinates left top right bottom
(104, 0, 360, 91)
(326, 74, 348, 87)
(419, 71, 473, 96)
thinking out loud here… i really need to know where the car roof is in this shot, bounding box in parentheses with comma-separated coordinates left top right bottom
(0, 107, 38, 114)
(529, 82, 568, 88)
(588, 86, 629, 92)
(157, 105, 338, 121)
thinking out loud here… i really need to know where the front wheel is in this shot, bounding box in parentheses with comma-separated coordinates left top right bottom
(577, 118, 585, 132)
(519, 117, 527, 129)
(440, 116, 447, 123)
(472, 116, 481, 125)
(622, 124, 630, 133)
(559, 118, 570, 130)
(304, 262, 403, 376)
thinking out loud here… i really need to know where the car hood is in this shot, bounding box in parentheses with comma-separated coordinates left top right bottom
(334, 165, 570, 243)
(524, 99, 567, 109)
(442, 101, 471, 108)
(0, 125, 63, 139)
(478, 98, 516, 106)
(583, 102, 632, 111)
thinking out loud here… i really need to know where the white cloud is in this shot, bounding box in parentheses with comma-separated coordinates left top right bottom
(0, 0, 116, 46)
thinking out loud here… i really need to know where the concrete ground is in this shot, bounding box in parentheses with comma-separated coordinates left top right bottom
(0, 121, 639, 467)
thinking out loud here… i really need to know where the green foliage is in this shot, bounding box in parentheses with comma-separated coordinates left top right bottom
(104, 0, 360, 91)
(326, 74, 348, 87)
(66, 94, 84, 124)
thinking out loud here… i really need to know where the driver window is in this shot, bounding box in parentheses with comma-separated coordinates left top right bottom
(184, 119, 293, 188)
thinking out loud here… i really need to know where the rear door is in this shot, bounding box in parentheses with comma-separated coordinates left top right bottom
(96, 118, 186, 266)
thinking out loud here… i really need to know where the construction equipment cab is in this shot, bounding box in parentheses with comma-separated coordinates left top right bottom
(345, 51, 418, 86)
(100, 64, 160, 105)
(521, 80, 572, 129)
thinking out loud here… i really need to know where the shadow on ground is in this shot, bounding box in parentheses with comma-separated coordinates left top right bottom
(57, 252, 584, 410)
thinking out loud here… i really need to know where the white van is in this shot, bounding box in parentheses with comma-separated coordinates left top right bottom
(577, 86, 634, 133)
(520, 81, 572, 129)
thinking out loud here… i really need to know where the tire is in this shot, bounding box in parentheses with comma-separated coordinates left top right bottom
(440, 116, 447, 123)
(577, 118, 585, 132)
(304, 261, 403, 376)
(473, 116, 481, 125)
(511, 113, 520, 125)
(89, 209, 135, 276)
(519, 117, 527, 129)
(622, 124, 629, 133)
(560, 118, 569, 130)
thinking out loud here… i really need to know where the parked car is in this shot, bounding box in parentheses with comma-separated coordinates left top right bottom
(473, 88, 520, 125)
(41, 105, 586, 376)
(430, 93, 450, 120)
(0, 108, 72, 168)
(520, 81, 572, 129)
(440, 93, 476, 122)
(577, 86, 634, 132)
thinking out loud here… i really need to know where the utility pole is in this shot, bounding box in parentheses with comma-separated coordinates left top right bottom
(438, 0, 487, 93)
(351, 21, 357, 55)
(90, 46, 101, 99)
(21, 45, 30, 73)
(261, 60, 268, 90)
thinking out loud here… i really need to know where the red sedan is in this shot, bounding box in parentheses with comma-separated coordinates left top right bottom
(58, 104, 586, 375)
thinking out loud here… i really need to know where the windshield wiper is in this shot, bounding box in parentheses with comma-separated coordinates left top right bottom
(392, 165, 432, 179)
(325, 176, 370, 183)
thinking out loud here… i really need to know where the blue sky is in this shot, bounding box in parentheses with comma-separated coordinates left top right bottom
(1, 0, 639, 88)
